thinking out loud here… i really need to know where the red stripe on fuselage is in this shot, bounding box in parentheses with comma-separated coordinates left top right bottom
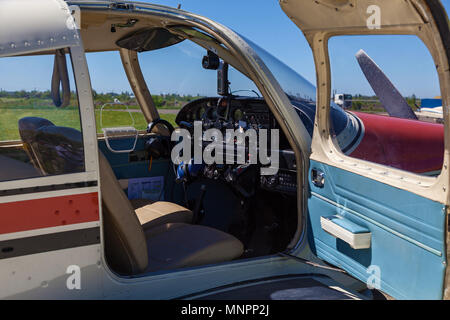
(350, 112, 444, 174)
(0, 192, 99, 235)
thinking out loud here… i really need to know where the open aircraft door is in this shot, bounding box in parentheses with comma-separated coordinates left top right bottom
(0, 0, 101, 298)
(281, 0, 450, 299)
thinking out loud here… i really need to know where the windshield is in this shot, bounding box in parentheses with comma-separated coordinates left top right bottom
(242, 36, 316, 102)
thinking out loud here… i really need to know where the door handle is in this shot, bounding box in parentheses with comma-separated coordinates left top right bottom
(311, 168, 325, 188)
(320, 215, 371, 249)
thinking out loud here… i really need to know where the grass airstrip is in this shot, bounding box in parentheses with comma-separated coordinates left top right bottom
(0, 98, 177, 141)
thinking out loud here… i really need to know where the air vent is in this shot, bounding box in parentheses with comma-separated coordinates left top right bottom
(109, 2, 135, 11)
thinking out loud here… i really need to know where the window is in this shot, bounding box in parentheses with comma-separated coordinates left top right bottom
(0, 51, 85, 181)
(86, 51, 148, 132)
(328, 35, 443, 177)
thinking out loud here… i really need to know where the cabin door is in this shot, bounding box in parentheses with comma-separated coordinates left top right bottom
(280, 0, 450, 299)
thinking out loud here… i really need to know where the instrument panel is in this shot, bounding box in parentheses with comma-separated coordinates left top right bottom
(174, 96, 296, 196)
(175, 97, 277, 131)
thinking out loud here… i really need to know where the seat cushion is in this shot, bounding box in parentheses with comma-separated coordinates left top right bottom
(145, 223, 244, 272)
(135, 201, 193, 231)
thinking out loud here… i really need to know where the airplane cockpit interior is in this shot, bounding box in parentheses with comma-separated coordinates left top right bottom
(0, 13, 314, 277)
(0, 3, 446, 281)
(0, 0, 449, 300)
(90, 28, 304, 275)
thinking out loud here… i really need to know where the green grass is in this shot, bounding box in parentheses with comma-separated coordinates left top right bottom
(0, 99, 177, 141)
(95, 110, 176, 132)
(0, 108, 82, 141)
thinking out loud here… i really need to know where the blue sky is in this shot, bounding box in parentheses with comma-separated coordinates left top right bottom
(141, 0, 449, 98)
(1, 0, 450, 99)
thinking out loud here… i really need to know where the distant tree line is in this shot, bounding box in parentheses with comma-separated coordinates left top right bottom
(0, 90, 203, 109)
(0, 90, 54, 99)
(348, 94, 419, 112)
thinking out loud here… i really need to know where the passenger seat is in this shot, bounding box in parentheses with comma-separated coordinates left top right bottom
(98, 153, 193, 231)
(99, 152, 244, 274)
(99, 151, 193, 230)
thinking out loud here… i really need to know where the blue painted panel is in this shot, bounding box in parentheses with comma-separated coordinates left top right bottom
(308, 160, 446, 299)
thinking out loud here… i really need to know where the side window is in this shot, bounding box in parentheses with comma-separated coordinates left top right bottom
(0, 51, 85, 181)
(328, 35, 443, 177)
(86, 51, 148, 132)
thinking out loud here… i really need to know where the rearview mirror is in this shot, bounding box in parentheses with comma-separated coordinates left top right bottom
(217, 61, 229, 96)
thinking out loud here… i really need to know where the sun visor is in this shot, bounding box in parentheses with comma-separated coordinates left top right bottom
(0, 0, 80, 57)
(116, 28, 184, 52)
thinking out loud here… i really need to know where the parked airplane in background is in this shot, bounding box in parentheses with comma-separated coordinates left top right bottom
(0, 0, 448, 300)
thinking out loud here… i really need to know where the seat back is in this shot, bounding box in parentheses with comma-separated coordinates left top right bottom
(34, 125, 85, 175)
(18, 117, 84, 175)
(98, 152, 149, 275)
(18, 117, 55, 173)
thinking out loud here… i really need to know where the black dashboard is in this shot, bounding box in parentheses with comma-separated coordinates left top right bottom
(174, 96, 297, 196)
(176, 97, 277, 133)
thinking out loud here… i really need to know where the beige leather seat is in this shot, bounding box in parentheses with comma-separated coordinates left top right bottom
(135, 200, 193, 231)
(99, 152, 244, 275)
(104, 163, 193, 230)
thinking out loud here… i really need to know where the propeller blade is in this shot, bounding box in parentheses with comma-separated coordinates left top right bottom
(355, 49, 417, 120)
